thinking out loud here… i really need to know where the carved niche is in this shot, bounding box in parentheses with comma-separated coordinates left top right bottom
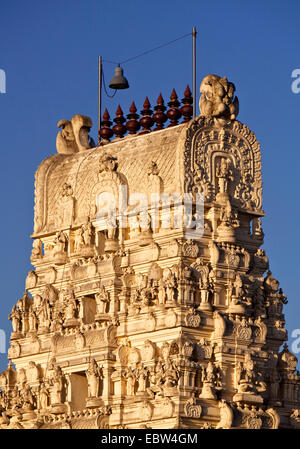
(89, 153, 128, 228)
(183, 117, 263, 213)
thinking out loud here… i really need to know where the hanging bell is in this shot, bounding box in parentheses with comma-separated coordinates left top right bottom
(109, 64, 129, 90)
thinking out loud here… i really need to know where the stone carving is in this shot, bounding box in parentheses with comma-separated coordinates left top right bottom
(25, 270, 38, 289)
(184, 116, 263, 212)
(212, 311, 226, 339)
(199, 74, 239, 122)
(182, 239, 199, 258)
(185, 308, 201, 328)
(57, 182, 75, 227)
(31, 239, 42, 260)
(95, 285, 110, 318)
(184, 396, 202, 418)
(234, 353, 266, 403)
(200, 361, 222, 399)
(48, 365, 65, 406)
(142, 340, 156, 362)
(56, 115, 94, 154)
(216, 400, 233, 429)
(147, 161, 163, 197)
(216, 157, 234, 197)
(86, 359, 103, 398)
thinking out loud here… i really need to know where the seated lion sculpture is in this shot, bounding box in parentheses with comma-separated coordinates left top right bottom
(56, 114, 95, 154)
(199, 74, 239, 122)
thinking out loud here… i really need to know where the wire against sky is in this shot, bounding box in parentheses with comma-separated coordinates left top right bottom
(102, 31, 192, 66)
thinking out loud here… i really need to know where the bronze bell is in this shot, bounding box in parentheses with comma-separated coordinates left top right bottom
(109, 65, 129, 90)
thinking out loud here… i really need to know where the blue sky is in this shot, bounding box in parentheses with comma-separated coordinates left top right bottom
(0, 0, 300, 371)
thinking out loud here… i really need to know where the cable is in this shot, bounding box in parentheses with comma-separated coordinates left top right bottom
(120, 32, 192, 65)
(102, 31, 192, 66)
(102, 69, 117, 99)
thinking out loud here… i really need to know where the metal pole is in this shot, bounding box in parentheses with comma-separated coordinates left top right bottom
(192, 26, 197, 119)
(98, 56, 102, 144)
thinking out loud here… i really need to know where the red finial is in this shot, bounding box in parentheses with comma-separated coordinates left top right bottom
(139, 96, 154, 134)
(99, 108, 113, 143)
(153, 93, 167, 131)
(126, 101, 140, 135)
(112, 105, 126, 139)
(167, 88, 182, 127)
(181, 84, 193, 122)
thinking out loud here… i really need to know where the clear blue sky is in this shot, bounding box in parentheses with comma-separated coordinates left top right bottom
(0, 0, 300, 372)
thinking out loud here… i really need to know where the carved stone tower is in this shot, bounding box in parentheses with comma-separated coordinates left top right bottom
(1, 75, 300, 429)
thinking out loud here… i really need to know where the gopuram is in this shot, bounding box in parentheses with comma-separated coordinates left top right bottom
(1, 74, 300, 429)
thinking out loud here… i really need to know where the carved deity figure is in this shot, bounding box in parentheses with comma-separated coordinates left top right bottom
(200, 361, 222, 399)
(216, 158, 233, 195)
(28, 305, 37, 333)
(236, 353, 266, 395)
(54, 231, 67, 254)
(82, 220, 93, 246)
(86, 359, 103, 398)
(164, 270, 177, 303)
(49, 366, 64, 405)
(21, 385, 35, 411)
(158, 279, 166, 305)
(35, 295, 50, 330)
(199, 74, 239, 121)
(234, 274, 244, 298)
(163, 360, 180, 390)
(31, 239, 42, 259)
(199, 269, 213, 306)
(136, 365, 149, 393)
(95, 286, 110, 315)
(38, 381, 49, 410)
(9, 305, 21, 333)
(65, 290, 78, 321)
(74, 227, 84, 253)
(99, 153, 118, 173)
(124, 368, 136, 396)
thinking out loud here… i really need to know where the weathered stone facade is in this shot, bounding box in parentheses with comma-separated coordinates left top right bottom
(1, 75, 299, 429)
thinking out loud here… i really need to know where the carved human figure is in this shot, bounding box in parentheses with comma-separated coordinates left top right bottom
(82, 220, 93, 246)
(125, 369, 136, 396)
(39, 381, 49, 410)
(50, 366, 64, 405)
(31, 239, 42, 259)
(164, 272, 177, 303)
(99, 153, 118, 173)
(234, 274, 244, 298)
(86, 359, 103, 398)
(28, 305, 37, 333)
(136, 365, 149, 393)
(21, 385, 35, 411)
(199, 269, 213, 306)
(54, 231, 67, 254)
(9, 305, 21, 333)
(95, 286, 110, 315)
(17, 368, 26, 388)
(26, 361, 40, 382)
(216, 158, 233, 194)
(140, 289, 152, 307)
(65, 291, 77, 320)
(163, 359, 180, 389)
(158, 279, 166, 305)
(36, 295, 50, 330)
(74, 227, 84, 253)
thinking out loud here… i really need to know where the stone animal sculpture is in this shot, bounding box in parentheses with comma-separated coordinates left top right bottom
(56, 114, 95, 154)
